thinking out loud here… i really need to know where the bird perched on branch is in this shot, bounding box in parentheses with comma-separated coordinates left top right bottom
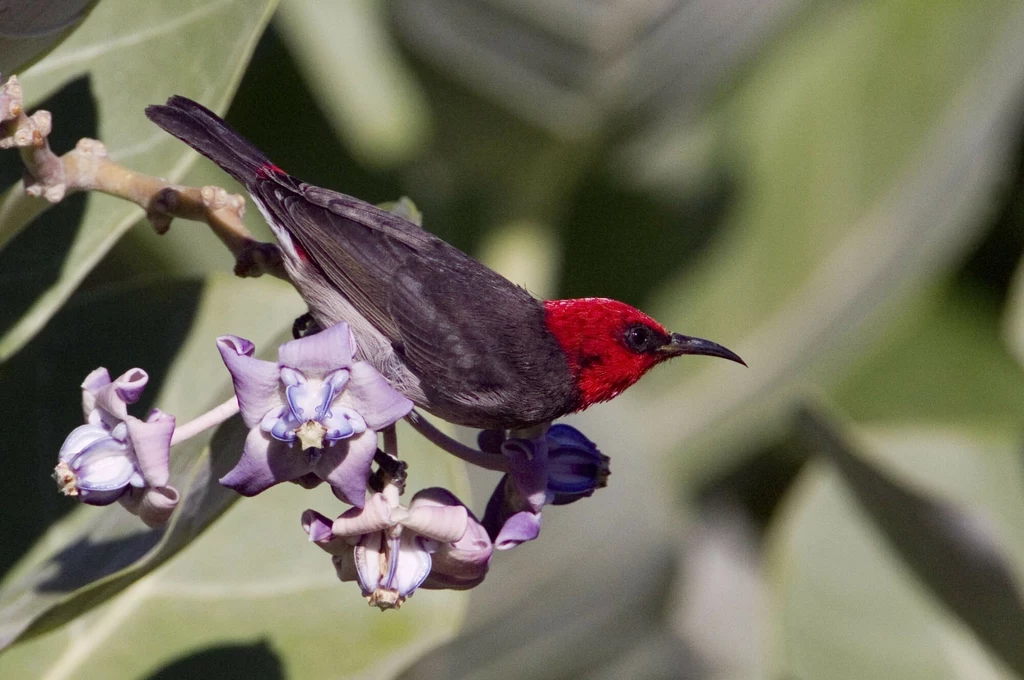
(146, 96, 745, 431)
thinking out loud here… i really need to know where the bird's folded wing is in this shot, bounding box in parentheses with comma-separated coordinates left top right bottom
(253, 178, 440, 342)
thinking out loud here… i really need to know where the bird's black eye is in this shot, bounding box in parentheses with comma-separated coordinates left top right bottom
(624, 324, 656, 352)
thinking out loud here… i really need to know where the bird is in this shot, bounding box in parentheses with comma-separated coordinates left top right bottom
(146, 96, 745, 431)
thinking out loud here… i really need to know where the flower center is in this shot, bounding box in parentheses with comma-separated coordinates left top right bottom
(52, 461, 78, 496)
(296, 420, 327, 450)
(263, 368, 367, 448)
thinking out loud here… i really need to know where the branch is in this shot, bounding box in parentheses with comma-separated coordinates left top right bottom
(0, 74, 285, 279)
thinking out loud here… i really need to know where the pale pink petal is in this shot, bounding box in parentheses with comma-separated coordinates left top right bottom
(217, 336, 283, 429)
(344, 362, 413, 430)
(219, 428, 312, 496)
(392, 533, 433, 597)
(353, 531, 383, 593)
(301, 509, 350, 556)
(136, 487, 180, 528)
(315, 429, 378, 507)
(93, 368, 149, 421)
(111, 368, 149, 404)
(403, 503, 468, 543)
(80, 367, 111, 420)
(421, 570, 488, 590)
(277, 322, 354, 375)
(332, 493, 392, 537)
(125, 410, 175, 488)
(434, 513, 492, 578)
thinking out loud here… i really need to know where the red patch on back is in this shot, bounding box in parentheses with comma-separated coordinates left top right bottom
(256, 162, 286, 178)
(543, 298, 668, 410)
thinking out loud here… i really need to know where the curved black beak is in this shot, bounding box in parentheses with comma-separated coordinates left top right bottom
(660, 333, 747, 367)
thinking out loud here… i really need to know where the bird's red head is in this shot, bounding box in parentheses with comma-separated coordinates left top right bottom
(543, 298, 745, 411)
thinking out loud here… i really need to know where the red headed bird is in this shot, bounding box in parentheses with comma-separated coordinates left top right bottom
(146, 97, 745, 431)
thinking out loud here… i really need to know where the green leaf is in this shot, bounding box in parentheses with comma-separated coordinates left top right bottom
(0, 0, 97, 74)
(0, 439, 469, 679)
(628, 0, 1024, 484)
(0, 274, 305, 651)
(0, 0, 278, 362)
(275, 0, 430, 168)
(767, 410, 1024, 679)
(832, 283, 1024, 425)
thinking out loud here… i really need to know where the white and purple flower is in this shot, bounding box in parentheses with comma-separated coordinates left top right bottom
(54, 367, 179, 528)
(217, 322, 413, 506)
(303, 487, 492, 609)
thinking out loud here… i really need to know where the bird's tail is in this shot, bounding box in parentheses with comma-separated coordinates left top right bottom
(145, 96, 271, 186)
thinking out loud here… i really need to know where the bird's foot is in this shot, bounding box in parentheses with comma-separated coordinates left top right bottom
(234, 240, 283, 278)
(291, 312, 322, 339)
(369, 449, 407, 495)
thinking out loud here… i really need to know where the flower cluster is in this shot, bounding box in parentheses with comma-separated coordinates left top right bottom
(54, 321, 609, 610)
(480, 424, 610, 549)
(303, 488, 491, 609)
(216, 322, 412, 505)
(53, 368, 179, 528)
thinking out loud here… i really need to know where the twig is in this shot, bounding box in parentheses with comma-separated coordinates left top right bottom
(0, 74, 285, 279)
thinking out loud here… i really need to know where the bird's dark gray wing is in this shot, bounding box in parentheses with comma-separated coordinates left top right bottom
(251, 176, 442, 342)
(387, 259, 576, 425)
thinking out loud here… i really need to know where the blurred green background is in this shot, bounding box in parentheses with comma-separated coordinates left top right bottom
(3, 0, 1024, 678)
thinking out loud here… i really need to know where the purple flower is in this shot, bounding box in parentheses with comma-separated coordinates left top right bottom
(482, 424, 609, 550)
(302, 487, 492, 610)
(217, 322, 413, 506)
(53, 368, 179, 528)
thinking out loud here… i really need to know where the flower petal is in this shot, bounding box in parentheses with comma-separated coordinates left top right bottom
(68, 437, 136, 505)
(493, 511, 541, 550)
(402, 505, 467, 543)
(405, 489, 469, 543)
(302, 509, 350, 555)
(120, 486, 180, 528)
(277, 321, 354, 375)
(315, 429, 378, 507)
(344, 362, 413, 430)
(76, 485, 130, 506)
(353, 531, 383, 594)
(421, 569, 488, 591)
(217, 335, 283, 429)
(426, 511, 492, 589)
(125, 410, 175, 488)
(80, 367, 111, 420)
(92, 368, 149, 424)
(111, 368, 149, 405)
(219, 428, 312, 496)
(332, 493, 392, 537)
(58, 423, 111, 464)
(502, 437, 549, 513)
(547, 423, 598, 451)
(391, 533, 433, 597)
